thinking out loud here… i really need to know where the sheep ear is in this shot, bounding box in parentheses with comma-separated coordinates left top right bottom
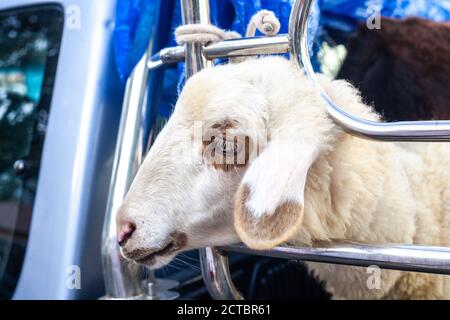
(233, 140, 318, 250)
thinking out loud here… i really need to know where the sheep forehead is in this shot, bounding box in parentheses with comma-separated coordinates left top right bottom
(179, 74, 247, 111)
(172, 57, 299, 136)
(176, 73, 269, 129)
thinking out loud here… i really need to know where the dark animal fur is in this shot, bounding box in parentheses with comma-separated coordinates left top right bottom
(337, 17, 450, 121)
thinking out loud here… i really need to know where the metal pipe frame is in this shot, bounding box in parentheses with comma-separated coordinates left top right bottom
(101, 1, 164, 299)
(101, 43, 153, 300)
(104, 0, 450, 300)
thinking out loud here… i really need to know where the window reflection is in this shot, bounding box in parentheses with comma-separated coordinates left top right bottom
(0, 5, 63, 299)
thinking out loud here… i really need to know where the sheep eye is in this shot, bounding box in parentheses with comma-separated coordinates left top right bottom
(216, 138, 236, 154)
(202, 135, 250, 171)
(205, 137, 237, 157)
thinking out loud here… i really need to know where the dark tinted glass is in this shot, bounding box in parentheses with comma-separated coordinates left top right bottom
(0, 4, 63, 299)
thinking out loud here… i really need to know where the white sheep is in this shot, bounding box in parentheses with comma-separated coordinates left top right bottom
(116, 56, 450, 299)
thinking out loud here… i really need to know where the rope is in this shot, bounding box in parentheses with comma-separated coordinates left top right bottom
(175, 24, 241, 45)
(174, 10, 281, 46)
(246, 10, 281, 38)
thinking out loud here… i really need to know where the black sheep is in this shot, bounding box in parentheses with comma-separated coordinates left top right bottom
(337, 17, 450, 121)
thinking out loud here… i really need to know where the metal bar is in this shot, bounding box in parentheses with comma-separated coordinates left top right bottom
(290, 0, 450, 141)
(152, 46, 185, 66)
(203, 35, 289, 59)
(149, 35, 290, 69)
(221, 242, 450, 275)
(200, 247, 244, 299)
(101, 50, 151, 299)
(101, 1, 163, 298)
(181, 0, 212, 78)
(180, 0, 244, 300)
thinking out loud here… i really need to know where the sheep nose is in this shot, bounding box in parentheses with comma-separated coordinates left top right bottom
(117, 222, 136, 247)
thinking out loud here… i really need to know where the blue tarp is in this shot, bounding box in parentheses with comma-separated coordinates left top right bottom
(114, 0, 160, 82)
(114, 0, 450, 81)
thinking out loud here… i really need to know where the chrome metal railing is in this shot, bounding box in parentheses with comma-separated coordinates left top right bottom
(101, 24, 156, 300)
(101, 1, 179, 299)
(101, 0, 450, 300)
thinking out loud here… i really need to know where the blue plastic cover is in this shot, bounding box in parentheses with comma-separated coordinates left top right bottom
(114, 0, 160, 81)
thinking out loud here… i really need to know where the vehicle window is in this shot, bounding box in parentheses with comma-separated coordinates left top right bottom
(0, 4, 63, 299)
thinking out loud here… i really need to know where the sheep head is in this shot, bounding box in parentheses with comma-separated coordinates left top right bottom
(116, 57, 334, 268)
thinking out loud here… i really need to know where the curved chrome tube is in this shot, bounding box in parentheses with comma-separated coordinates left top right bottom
(200, 247, 244, 300)
(101, 48, 150, 299)
(101, 2, 162, 299)
(289, 0, 450, 141)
